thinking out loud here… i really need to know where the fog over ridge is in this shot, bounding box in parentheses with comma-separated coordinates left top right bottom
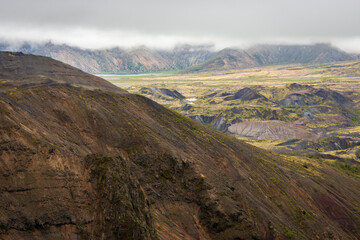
(1, 0, 360, 52)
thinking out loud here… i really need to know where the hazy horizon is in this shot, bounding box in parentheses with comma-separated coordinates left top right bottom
(1, 0, 360, 52)
(1, 39, 355, 54)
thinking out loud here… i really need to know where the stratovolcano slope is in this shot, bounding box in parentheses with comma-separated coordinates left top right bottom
(0, 52, 359, 239)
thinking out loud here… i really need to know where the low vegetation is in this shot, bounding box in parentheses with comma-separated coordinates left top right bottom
(104, 60, 360, 177)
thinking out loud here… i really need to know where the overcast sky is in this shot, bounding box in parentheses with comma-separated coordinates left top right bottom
(1, 0, 360, 52)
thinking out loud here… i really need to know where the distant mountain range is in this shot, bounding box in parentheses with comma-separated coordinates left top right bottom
(0, 41, 358, 74)
(183, 43, 358, 73)
(0, 42, 214, 74)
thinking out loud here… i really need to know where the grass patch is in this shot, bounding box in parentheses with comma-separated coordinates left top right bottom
(328, 161, 360, 178)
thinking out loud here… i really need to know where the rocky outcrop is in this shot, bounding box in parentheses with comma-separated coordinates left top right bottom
(279, 93, 318, 107)
(204, 92, 217, 99)
(140, 87, 185, 99)
(315, 88, 351, 105)
(158, 88, 185, 99)
(189, 115, 214, 124)
(306, 106, 335, 114)
(224, 87, 265, 101)
(189, 114, 229, 132)
(277, 137, 360, 153)
(303, 111, 315, 120)
(288, 83, 311, 90)
(181, 104, 193, 111)
(211, 114, 229, 131)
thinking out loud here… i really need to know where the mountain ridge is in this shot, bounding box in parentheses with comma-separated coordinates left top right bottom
(0, 42, 215, 74)
(0, 41, 357, 74)
(182, 43, 355, 73)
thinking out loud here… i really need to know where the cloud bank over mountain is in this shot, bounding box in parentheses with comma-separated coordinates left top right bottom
(1, 0, 360, 51)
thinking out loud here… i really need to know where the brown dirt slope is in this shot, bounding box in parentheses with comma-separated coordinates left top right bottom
(0, 52, 360, 239)
(0, 52, 125, 93)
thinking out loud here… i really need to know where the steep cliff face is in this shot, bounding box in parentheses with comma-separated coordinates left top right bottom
(0, 52, 360, 239)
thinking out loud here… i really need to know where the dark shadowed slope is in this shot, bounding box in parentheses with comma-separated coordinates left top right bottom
(0, 52, 360, 239)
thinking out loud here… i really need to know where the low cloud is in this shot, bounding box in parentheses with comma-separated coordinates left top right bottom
(1, 0, 360, 52)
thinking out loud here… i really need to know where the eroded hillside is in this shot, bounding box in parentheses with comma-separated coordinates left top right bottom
(1, 52, 360, 239)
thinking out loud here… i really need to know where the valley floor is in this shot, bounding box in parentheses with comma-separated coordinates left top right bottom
(104, 61, 360, 178)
